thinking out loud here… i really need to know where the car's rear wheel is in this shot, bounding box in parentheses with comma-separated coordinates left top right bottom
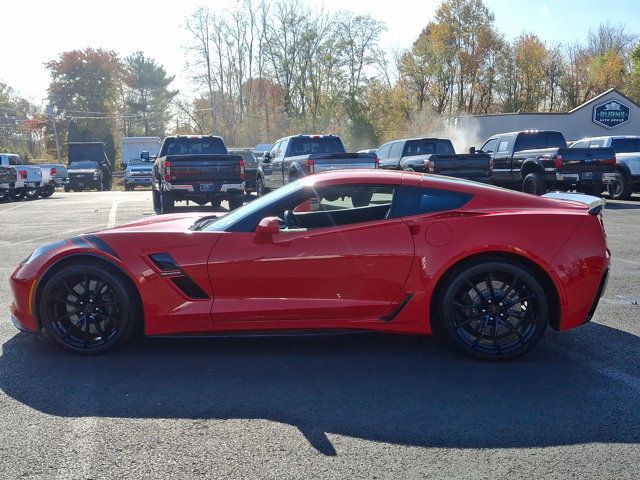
(63, 185, 70, 193)
(439, 261, 548, 361)
(0, 190, 9, 202)
(256, 177, 268, 197)
(210, 199, 221, 207)
(10, 188, 24, 201)
(159, 190, 174, 214)
(39, 264, 137, 355)
(228, 195, 244, 210)
(522, 172, 546, 195)
(40, 185, 55, 198)
(152, 188, 160, 211)
(24, 187, 40, 200)
(608, 170, 633, 200)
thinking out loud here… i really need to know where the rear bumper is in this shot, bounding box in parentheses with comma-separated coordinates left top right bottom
(553, 171, 618, 185)
(165, 182, 245, 194)
(583, 267, 609, 325)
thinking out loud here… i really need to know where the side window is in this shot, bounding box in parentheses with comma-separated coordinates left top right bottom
(287, 185, 395, 230)
(389, 142, 403, 158)
(588, 140, 604, 148)
(377, 143, 392, 159)
(481, 138, 498, 153)
(8, 155, 21, 166)
(390, 186, 473, 217)
(269, 141, 281, 159)
(497, 139, 510, 153)
(571, 140, 588, 149)
(279, 139, 289, 157)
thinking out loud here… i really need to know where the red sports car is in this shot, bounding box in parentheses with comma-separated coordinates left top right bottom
(9, 171, 610, 360)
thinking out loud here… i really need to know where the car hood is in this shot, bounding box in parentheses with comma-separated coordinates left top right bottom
(100, 211, 226, 234)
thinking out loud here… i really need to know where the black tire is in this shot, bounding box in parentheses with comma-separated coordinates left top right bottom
(96, 182, 104, 192)
(438, 260, 548, 361)
(256, 176, 269, 197)
(40, 185, 55, 198)
(10, 188, 24, 201)
(608, 170, 633, 200)
(124, 185, 132, 191)
(522, 172, 546, 195)
(228, 195, 244, 210)
(159, 190, 174, 214)
(584, 184, 603, 196)
(38, 263, 138, 355)
(210, 199, 222, 207)
(351, 191, 373, 207)
(0, 190, 9, 202)
(152, 189, 160, 211)
(63, 185, 70, 193)
(24, 187, 40, 200)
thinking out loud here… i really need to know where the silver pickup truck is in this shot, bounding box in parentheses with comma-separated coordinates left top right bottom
(33, 163, 68, 197)
(0, 153, 42, 200)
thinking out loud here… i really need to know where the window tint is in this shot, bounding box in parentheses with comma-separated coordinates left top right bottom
(288, 137, 344, 156)
(390, 186, 473, 217)
(389, 142, 403, 158)
(377, 143, 392, 159)
(610, 138, 640, 153)
(514, 132, 566, 151)
(481, 138, 498, 153)
(570, 140, 588, 149)
(162, 138, 227, 155)
(403, 139, 454, 157)
(69, 161, 99, 169)
(8, 155, 21, 166)
(588, 139, 604, 148)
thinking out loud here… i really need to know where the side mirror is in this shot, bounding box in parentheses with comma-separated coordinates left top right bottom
(141, 151, 150, 160)
(263, 152, 272, 163)
(255, 216, 280, 240)
(468, 147, 476, 154)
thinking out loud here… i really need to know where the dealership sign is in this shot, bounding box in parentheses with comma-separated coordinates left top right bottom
(593, 100, 630, 129)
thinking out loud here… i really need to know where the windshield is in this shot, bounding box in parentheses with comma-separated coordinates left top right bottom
(201, 181, 303, 231)
(161, 137, 227, 156)
(69, 161, 98, 169)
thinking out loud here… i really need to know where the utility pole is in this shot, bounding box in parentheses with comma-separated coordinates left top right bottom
(47, 104, 62, 163)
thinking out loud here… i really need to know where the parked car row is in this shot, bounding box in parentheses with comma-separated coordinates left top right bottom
(0, 153, 67, 202)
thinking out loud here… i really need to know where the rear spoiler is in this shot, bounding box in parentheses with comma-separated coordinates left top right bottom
(542, 192, 606, 215)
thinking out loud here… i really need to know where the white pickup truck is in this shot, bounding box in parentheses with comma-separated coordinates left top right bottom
(570, 136, 640, 199)
(0, 153, 43, 200)
(33, 163, 68, 197)
(0, 165, 17, 202)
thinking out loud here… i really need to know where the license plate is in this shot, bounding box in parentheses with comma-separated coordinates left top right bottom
(200, 183, 215, 191)
(582, 172, 593, 180)
(77, 182, 84, 187)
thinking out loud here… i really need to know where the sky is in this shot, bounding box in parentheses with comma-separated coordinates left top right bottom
(2, 0, 640, 105)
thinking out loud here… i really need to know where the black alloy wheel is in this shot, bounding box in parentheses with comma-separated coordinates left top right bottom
(10, 188, 24, 201)
(24, 187, 40, 200)
(39, 264, 136, 354)
(40, 185, 55, 198)
(522, 172, 546, 195)
(228, 195, 244, 210)
(439, 261, 548, 360)
(0, 190, 9, 202)
(608, 171, 633, 200)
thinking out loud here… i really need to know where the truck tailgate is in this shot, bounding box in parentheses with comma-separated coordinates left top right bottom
(557, 147, 616, 172)
(166, 154, 244, 183)
(0, 165, 16, 184)
(308, 153, 377, 173)
(430, 154, 492, 180)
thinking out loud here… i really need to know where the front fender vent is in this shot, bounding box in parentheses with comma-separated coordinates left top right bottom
(149, 252, 209, 300)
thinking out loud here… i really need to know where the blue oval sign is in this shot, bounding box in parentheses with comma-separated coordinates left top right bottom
(593, 100, 630, 129)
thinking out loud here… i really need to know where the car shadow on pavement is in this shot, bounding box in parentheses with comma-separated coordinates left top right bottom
(1, 323, 639, 455)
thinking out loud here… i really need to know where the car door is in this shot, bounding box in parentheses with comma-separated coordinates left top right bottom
(491, 135, 514, 183)
(262, 141, 280, 189)
(270, 138, 289, 189)
(207, 184, 415, 323)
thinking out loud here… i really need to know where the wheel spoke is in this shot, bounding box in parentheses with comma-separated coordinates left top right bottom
(62, 280, 79, 298)
(51, 296, 80, 309)
(466, 281, 485, 302)
(503, 294, 535, 310)
(500, 274, 521, 300)
(51, 309, 81, 322)
(453, 314, 484, 328)
(486, 272, 495, 300)
(472, 318, 489, 347)
(83, 318, 90, 347)
(497, 318, 525, 344)
(453, 300, 473, 310)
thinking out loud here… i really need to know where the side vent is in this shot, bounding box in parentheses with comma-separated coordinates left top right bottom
(149, 252, 209, 299)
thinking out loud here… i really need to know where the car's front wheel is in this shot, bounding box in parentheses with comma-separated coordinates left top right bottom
(39, 264, 137, 355)
(39, 185, 55, 198)
(24, 187, 40, 200)
(438, 260, 548, 361)
(608, 170, 633, 200)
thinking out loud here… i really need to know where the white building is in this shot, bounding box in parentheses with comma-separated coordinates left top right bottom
(455, 89, 640, 147)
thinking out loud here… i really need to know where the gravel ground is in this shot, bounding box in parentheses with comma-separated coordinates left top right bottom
(0, 189, 638, 479)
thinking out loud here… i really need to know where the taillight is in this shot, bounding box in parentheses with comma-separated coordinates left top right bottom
(19, 170, 27, 179)
(239, 159, 246, 180)
(306, 159, 315, 174)
(428, 160, 435, 174)
(163, 161, 172, 181)
(600, 157, 616, 165)
(50, 167, 56, 176)
(554, 154, 563, 169)
(374, 157, 380, 169)
(488, 157, 494, 173)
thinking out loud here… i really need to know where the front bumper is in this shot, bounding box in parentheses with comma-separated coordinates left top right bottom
(125, 176, 153, 185)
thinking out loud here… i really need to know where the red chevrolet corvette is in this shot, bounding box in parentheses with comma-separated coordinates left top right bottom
(9, 171, 610, 359)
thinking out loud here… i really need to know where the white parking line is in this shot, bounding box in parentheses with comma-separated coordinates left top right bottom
(0, 201, 31, 215)
(106, 193, 120, 228)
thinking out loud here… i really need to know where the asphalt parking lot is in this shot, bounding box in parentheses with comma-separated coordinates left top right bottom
(1, 190, 639, 479)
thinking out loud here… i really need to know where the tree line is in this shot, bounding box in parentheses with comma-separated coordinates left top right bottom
(2, 0, 640, 161)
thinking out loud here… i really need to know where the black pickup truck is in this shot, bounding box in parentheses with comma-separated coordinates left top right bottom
(256, 135, 377, 196)
(66, 142, 112, 191)
(377, 137, 493, 183)
(477, 130, 617, 195)
(152, 135, 245, 214)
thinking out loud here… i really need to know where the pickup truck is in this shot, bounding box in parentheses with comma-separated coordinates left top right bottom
(229, 148, 258, 194)
(124, 151, 154, 190)
(32, 163, 68, 197)
(67, 142, 112, 191)
(65, 161, 105, 191)
(256, 135, 378, 196)
(0, 153, 43, 200)
(477, 130, 618, 195)
(570, 135, 640, 200)
(0, 165, 17, 202)
(377, 137, 493, 183)
(152, 135, 245, 214)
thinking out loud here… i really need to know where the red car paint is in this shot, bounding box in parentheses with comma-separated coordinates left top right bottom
(10, 171, 609, 337)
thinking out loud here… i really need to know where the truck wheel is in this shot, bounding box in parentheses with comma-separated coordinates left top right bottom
(64, 185, 70, 193)
(152, 189, 160, 211)
(228, 195, 244, 210)
(24, 187, 40, 200)
(608, 171, 633, 200)
(522, 172, 546, 195)
(159, 190, 174, 214)
(96, 182, 103, 192)
(0, 190, 9, 202)
(256, 177, 269, 197)
(10, 189, 24, 201)
(40, 185, 55, 198)
(211, 199, 221, 207)
(584, 184, 603, 196)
